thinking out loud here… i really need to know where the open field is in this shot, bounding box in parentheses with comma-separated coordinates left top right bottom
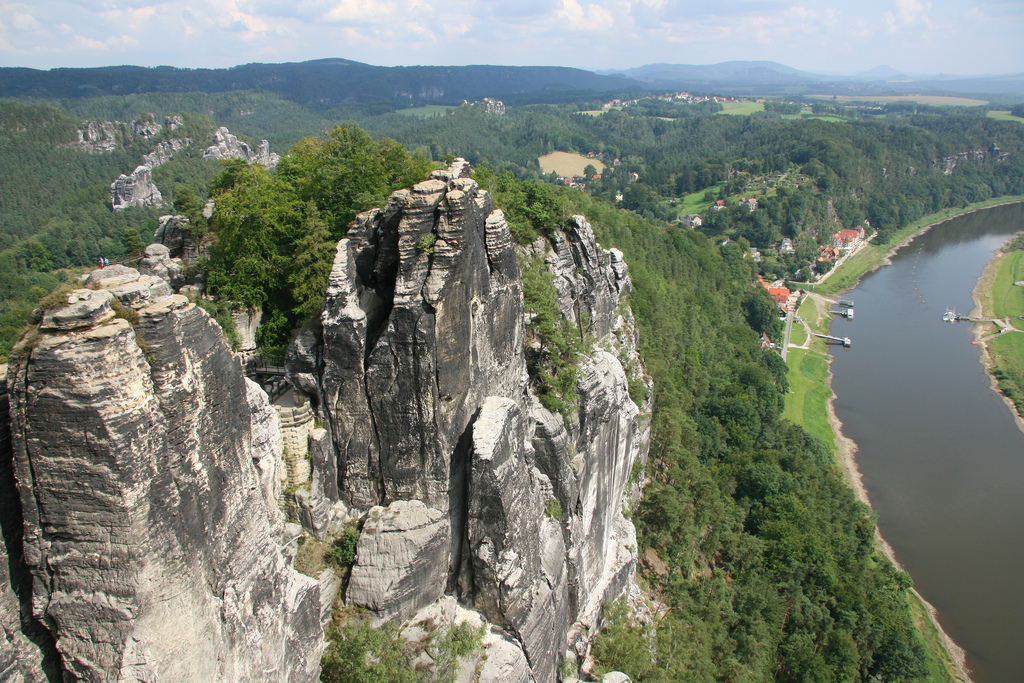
(988, 110, 1024, 124)
(538, 151, 606, 177)
(808, 94, 988, 107)
(718, 101, 763, 115)
(677, 184, 721, 214)
(991, 249, 1024, 319)
(393, 105, 451, 117)
(578, 110, 607, 116)
(789, 318, 808, 346)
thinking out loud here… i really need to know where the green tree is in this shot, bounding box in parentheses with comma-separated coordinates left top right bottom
(289, 202, 336, 320)
(121, 226, 145, 259)
(278, 123, 432, 237)
(205, 163, 301, 309)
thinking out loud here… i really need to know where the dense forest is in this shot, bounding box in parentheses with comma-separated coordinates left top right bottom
(0, 85, 1021, 679)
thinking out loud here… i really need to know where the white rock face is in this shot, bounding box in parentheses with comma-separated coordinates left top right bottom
(111, 164, 163, 210)
(137, 243, 185, 289)
(142, 138, 190, 168)
(72, 120, 122, 152)
(203, 126, 280, 169)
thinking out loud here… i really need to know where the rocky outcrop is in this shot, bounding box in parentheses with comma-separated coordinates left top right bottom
(203, 126, 279, 169)
(347, 500, 450, 624)
(4, 269, 323, 681)
(152, 214, 209, 267)
(0, 372, 52, 683)
(71, 120, 124, 153)
(289, 159, 650, 680)
(111, 164, 163, 210)
(141, 138, 191, 169)
(131, 117, 161, 139)
(137, 243, 185, 289)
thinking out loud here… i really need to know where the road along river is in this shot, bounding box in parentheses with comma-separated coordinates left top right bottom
(828, 202, 1024, 683)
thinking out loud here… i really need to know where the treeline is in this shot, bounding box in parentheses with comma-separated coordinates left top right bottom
(483, 177, 929, 681)
(0, 61, 636, 107)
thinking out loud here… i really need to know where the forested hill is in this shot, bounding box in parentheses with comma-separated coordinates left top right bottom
(0, 60, 640, 105)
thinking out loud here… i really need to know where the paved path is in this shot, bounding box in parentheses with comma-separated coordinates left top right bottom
(781, 304, 795, 361)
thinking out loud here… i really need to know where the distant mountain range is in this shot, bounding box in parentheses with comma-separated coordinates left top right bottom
(597, 61, 1024, 99)
(0, 58, 1021, 105)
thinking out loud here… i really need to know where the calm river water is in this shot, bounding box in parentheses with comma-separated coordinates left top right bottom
(829, 202, 1024, 683)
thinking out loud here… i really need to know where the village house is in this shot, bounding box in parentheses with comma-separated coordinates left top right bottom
(817, 245, 841, 261)
(680, 214, 702, 228)
(711, 200, 726, 211)
(741, 197, 758, 211)
(779, 238, 796, 255)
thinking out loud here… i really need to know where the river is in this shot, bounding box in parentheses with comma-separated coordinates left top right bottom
(828, 202, 1024, 683)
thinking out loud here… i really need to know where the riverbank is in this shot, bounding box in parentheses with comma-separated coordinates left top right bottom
(785, 292, 965, 681)
(971, 246, 1024, 434)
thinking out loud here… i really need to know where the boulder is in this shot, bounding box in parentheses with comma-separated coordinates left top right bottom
(346, 500, 450, 624)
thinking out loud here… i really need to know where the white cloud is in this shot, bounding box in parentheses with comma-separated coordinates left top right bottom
(884, 0, 932, 31)
(557, 0, 614, 32)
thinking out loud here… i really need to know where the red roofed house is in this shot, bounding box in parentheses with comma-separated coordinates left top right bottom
(831, 226, 866, 253)
(768, 287, 791, 309)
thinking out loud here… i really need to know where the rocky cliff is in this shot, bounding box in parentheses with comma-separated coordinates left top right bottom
(0, 268, 323, 681)
(287, 159, 650, 680)
(2, 158, 648, 682)
(110, 164, 163, 210)
(203, 127, 280, 169)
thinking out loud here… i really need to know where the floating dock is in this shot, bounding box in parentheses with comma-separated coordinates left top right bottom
(813, 332, 852, 347)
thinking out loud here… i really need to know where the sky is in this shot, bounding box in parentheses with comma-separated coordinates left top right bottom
(1, 0, 1021, 76)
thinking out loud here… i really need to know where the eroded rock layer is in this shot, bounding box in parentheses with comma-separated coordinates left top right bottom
(3, 277, 323, 681)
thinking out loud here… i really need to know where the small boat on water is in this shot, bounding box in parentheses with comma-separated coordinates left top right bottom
(942, 308, 967, 323)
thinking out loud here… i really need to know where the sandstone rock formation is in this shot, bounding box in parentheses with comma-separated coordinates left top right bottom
(288, 159, 650, 680)
(1, 267, 324, 681)
(203, 126, 279, 169)
(131, 116, 161, 139)
(71, 120, 123, 153)
(111, 164, 163, 210)
(151, 214, 209, 266)
(141, 138, 191, 169)
(137, 243, 185, 289)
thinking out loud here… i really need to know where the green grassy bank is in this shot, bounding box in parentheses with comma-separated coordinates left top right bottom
(977, 245, 1024, 417)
